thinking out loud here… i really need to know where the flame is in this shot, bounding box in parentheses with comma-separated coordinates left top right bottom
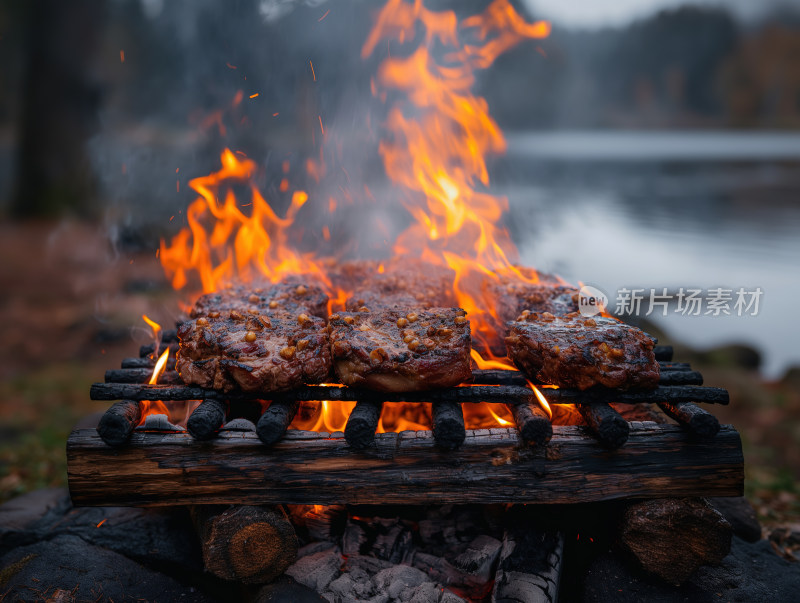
(364, 0, 551, 353)
(149, 349, 170, 385)
(528, 382, 552, 419)
(159, 149, 331, 296)
(142, 314, 162, 357)
(158, 0, 561, 434)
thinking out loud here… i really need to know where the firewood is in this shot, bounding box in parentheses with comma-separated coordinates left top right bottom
(431, 400, 466, 449)
(186, 399, 226, 440)
(67, 425, 744, 506)
(90, 382, 730, 405)
(578, 403, 630, 449)
(96, 400, 140, 446)
(191, 504, 297, 584)
(344, 400, 382, 449)
(507, 401, 552, 446)
(256, 400, 299, 446)
(492, 525, 564, 603)
(618, 497, 732, 585)
(658, 401, 720, 440)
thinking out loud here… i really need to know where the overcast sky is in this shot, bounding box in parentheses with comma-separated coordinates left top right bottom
(523, 0, 790, 28)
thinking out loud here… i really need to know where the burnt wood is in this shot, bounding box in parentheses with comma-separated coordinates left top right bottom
(191, 504, 297, 584)
(66, 424, 745, 506)
(96, 400, 141, 446)
(431, 400, 466, 450)
(256, 400, 299, 446)
(345, 401, 383, 449)
(658, 401, 720, 440)
(89, 382, 729, 405)
(186, 399, 226, 441)
(108, 366, 704, 387)
(105, 368, 183, 385)
(578, 403, 630, 450)
(508, 401, 552, 447)
(653, 345, 672, 361)
(470, 368, 702, 386)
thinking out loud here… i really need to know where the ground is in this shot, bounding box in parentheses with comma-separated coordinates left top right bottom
(0, 219, 798, 533)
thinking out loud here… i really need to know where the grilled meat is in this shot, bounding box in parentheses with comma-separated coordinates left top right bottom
(176, 310, 331, 392)
(328, 308, 472, 392)
(345, 261, 455, 311)
(505, 312, 659, 391)
(190, 281, 329, 320)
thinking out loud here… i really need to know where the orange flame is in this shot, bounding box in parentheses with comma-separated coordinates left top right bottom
(149, 349, 170, 385)
(529, 382, 552, 419)
(159, 149, 331, 295)
(365, 0, 551, 354)
(158, 0, 556, 434)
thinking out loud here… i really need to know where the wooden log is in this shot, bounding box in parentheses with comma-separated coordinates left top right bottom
(186, 399, 226, 441)
(256, 400, 299, 446)
(653, 345, 673, 361)
(191, 504, 297, 584)
(618, 498, 732, 585)
(345, 401, 382, 449)
(492, 527, 564, 603)
(140, 342, 178, 358)
(431, 400, 466, 450)
(105, 368, 183, 385)
(508, 401, 552, 447)
(467, 368, 702, 386)
(121, 357, 155, 369)
(89, 382, 730, 406)
(578, 403, 629, 450)
(66, 425, 745, 507)
(96, 400, 140, 446)
(658, 401, 720, 440)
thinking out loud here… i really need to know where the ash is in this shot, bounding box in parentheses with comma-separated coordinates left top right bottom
(284, 504, 559, 603)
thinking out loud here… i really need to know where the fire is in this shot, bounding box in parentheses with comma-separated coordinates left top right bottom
(149, 349, 170, 385)
(529, 382, 552, 420)
(159, 0, 562, 433)
(158, 149, 331, 296)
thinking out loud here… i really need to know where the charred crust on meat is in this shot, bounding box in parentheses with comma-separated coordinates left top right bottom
(505, 314, 660, 391)
(328, 308, 471, 392)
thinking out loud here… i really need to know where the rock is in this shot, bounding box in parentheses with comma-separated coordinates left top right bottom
(252, 575, 327, 603)
(0, 488, 66, 533)
(285, 548, 342, 591)
(618, 498, 732, 585)
(708, 496, 762, 543)
(0, 535, 213, 602)
(583, 536, 800, 603)
(373, 565, 429, 599)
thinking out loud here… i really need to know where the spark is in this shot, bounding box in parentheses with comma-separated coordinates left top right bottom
(249, 93, 259, 99)
(96, 519, 107, 528)
(226, 62, 237, 69)
(318, 9, 330, 21)
(318, 115, 325, 135)
(309, 60, 316, 82)
(119, 50, 125, 63)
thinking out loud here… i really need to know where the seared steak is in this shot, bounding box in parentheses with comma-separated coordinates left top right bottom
(505, 312, 659, 391)
(345, 261, 455, 311)
(190, 281, 329, 320)
(177, 310, 331, 392)
(328, 308, 472, 392)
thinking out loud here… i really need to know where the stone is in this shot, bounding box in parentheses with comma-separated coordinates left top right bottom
(0, 535, 212, 602)
(708, 496, 762, 543)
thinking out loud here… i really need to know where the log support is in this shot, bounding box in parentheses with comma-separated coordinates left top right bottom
(191, 504, 297, 584)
